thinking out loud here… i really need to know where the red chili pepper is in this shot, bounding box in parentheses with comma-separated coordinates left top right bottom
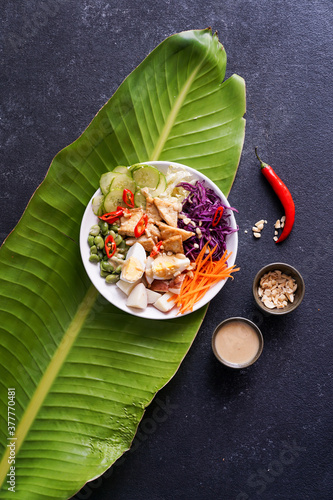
(99, 209, 124, 223)
(212, 206, 224, 227)
(99, 206, 132, 223)
(150, 241, 163, 258)
(123, 189, 135, 208)
(105, 234, 116, 258)
(118, 206, 131, 216)
(255, 148, 295, 243)
(134, 214, 148, 238)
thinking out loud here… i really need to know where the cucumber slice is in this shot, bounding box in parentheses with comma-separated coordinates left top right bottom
(91, 194, 105, 216)
(100, 172, 117, 195)
(149, 172, 167, 197)
(104, 189, 126, 212)
(110, 173, 136, 193)
(129, 163, 146, 172)
(133, 165, 160, 188)
(134, 190, 146, 209)
(113, 166, 130, 174)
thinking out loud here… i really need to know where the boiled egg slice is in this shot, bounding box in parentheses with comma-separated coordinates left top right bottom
(121, 242, 146, 283)
(145, 256, 154, 285)
(151, 255, 190, 280)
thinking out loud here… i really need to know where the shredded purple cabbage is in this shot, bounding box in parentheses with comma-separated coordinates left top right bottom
(177, 180, 238, 261)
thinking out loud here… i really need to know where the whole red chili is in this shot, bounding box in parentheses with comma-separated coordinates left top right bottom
(212, 206, 224, 227)
(105, 234, 116, 258)
(123, 189, 135, 208)
(255, 148, 295, 243)
(134, 214, 148, 238)
(150, 241, 163, 258)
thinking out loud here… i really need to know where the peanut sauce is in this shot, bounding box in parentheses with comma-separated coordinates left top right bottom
(214, 320, 260, 365)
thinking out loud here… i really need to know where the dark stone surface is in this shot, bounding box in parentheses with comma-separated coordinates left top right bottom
(1, 1, 332, 499)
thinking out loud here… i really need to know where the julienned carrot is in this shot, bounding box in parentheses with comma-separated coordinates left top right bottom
(170, 242, 239, 314)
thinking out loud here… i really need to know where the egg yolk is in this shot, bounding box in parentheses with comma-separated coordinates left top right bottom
(121, 257, 144, 282)
(152, 257, 183, 280)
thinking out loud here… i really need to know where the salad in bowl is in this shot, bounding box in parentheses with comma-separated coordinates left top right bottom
(80, 161, 239, 319)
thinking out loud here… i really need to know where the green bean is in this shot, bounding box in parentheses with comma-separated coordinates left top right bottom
(114, 234, 123, 246)
(100, 269, 110, 278)
(94, 235, 104, 249)
(118, 240, 127, 249)
(97, 251, 104, 260)
(89, 254, 100, 263)
(90, 245, 97, 255)
(89, 225, 100, 236)
(103, 255, 108, 261)
(108, 230, 117, 239)
(100, 222, 109, 235)
(114, 265, 122, 274)
(105, 274, 120, 284)
(101, 261, 114, 273)
(88, 235, 95, 247)
(109, 224, 119, 233)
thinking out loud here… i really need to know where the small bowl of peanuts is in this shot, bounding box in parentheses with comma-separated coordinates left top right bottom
(253, 263, 305, 315)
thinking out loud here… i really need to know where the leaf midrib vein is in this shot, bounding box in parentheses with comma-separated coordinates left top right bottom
(0, 284, 99, 488)
(149, 58, 204, 160)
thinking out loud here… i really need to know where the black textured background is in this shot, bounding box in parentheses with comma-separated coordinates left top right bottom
(1, 1, 332, 499)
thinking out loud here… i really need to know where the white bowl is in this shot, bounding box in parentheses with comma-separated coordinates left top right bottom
(80, 161, 238, 320)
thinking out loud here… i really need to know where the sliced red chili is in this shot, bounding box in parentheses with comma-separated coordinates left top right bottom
(212, 206, 224, 227)
(134, 214, 148, 238)
(99, 208, 124, 223)
(118, 206, 131, 216)
(105, 234, 116, 259)
(150, 241, 163, 258)
(123, 189, 135, 208)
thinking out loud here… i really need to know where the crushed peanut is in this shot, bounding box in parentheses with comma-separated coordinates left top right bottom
(179, 214, 192, 225)
(273, 215, 286, 238)
(258, 270, 297, 309)
(252, 219, 267, 238)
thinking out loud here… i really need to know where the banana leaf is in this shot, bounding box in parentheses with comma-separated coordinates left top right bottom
(0, 28, 245, 499)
